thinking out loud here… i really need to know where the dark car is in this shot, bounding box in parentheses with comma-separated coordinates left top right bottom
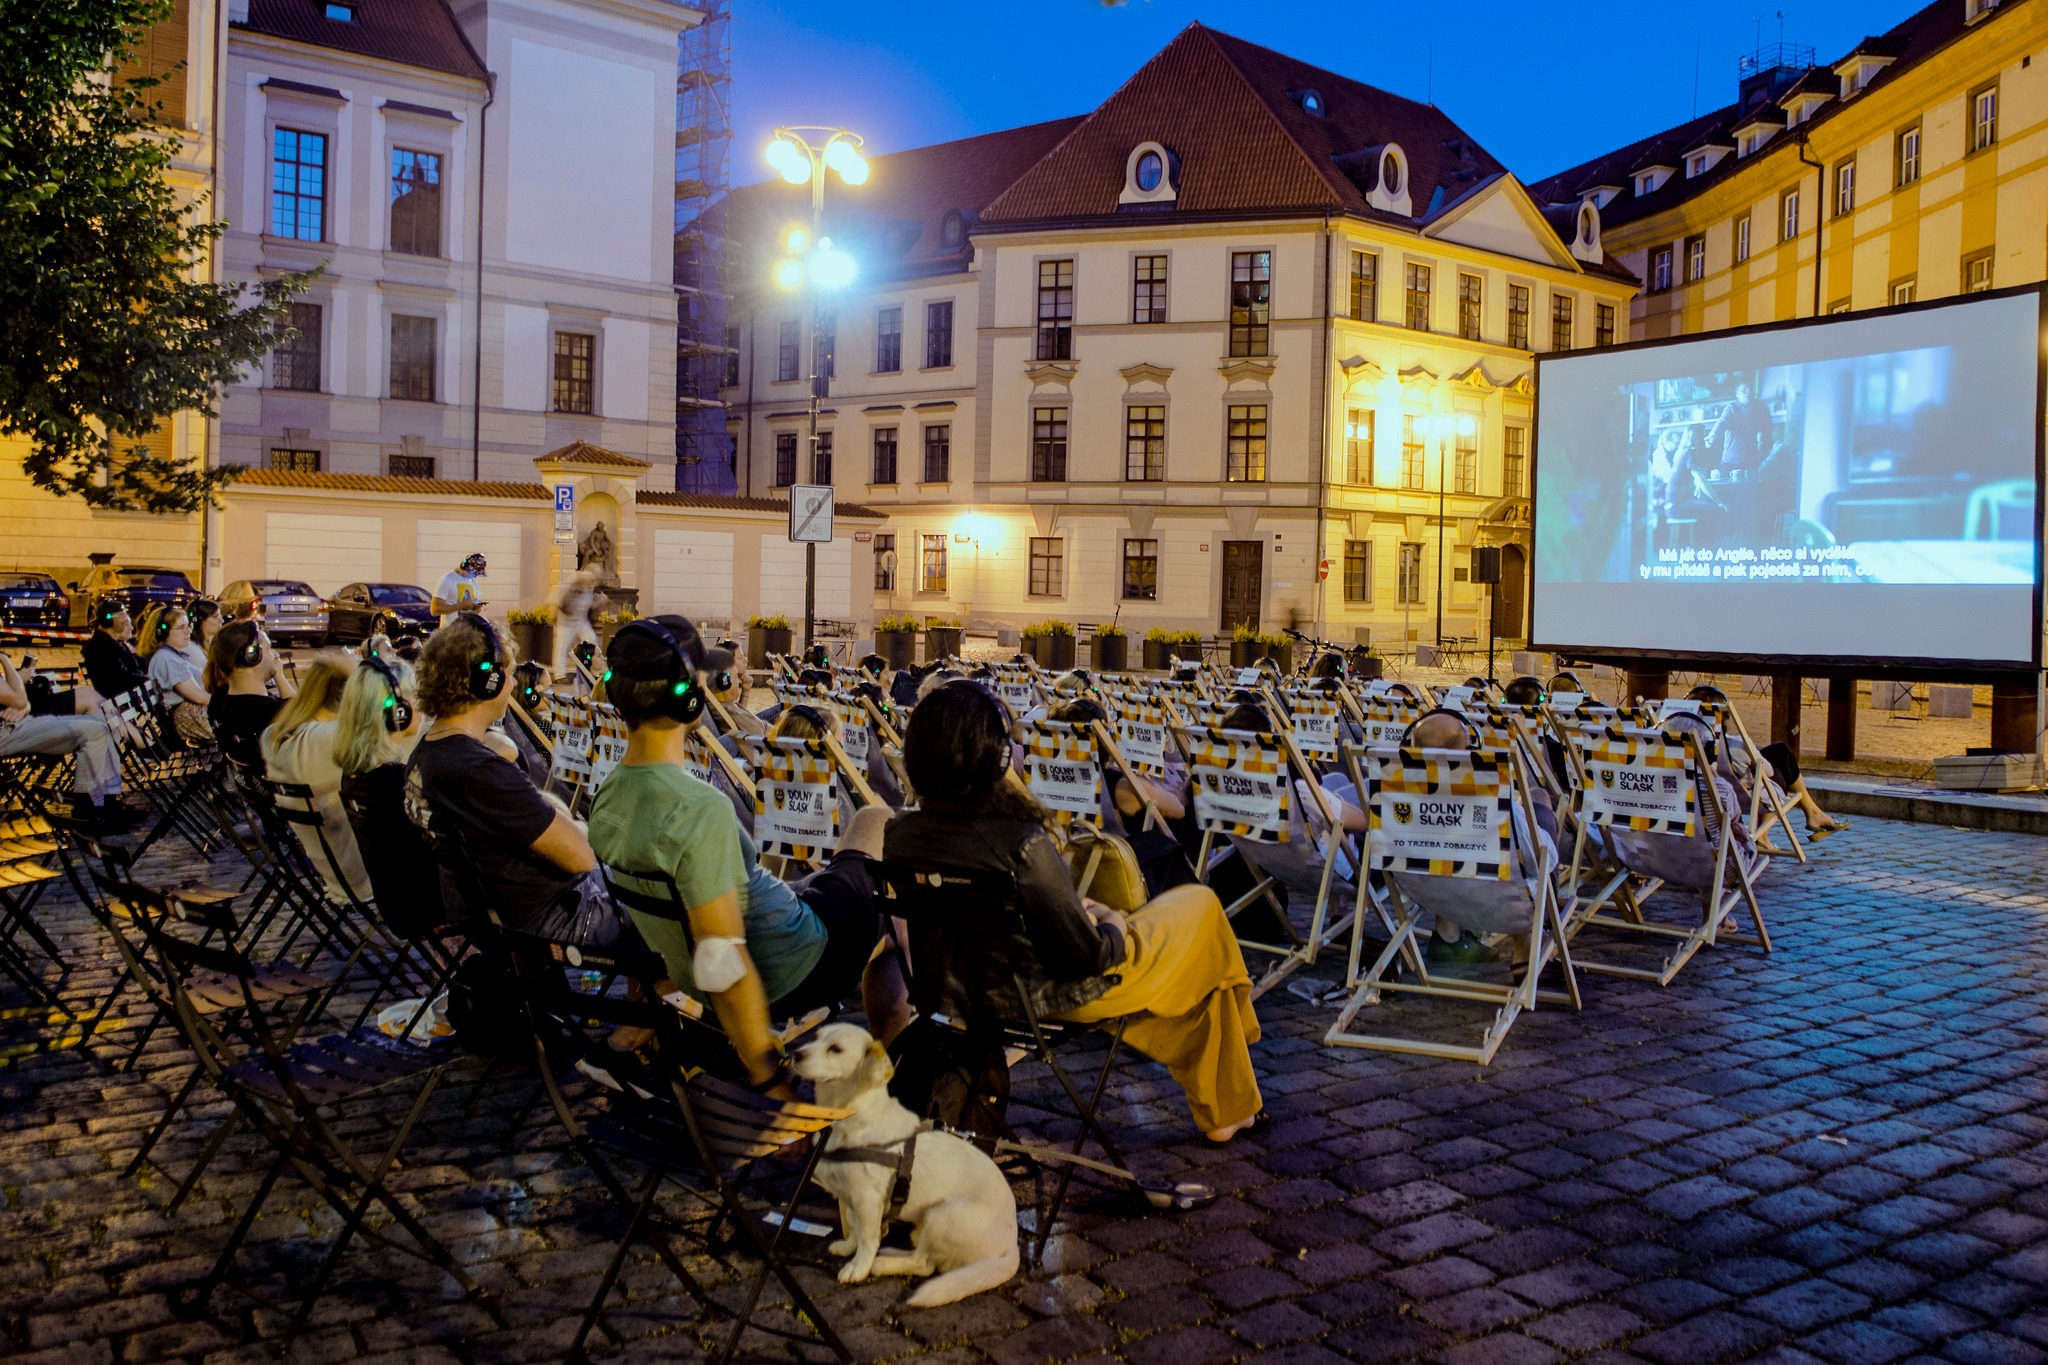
(326, 582, 434, 643)
(71, 565, 196, 626)
(0, 573, 71, 629)
(220, 579, 329, 647)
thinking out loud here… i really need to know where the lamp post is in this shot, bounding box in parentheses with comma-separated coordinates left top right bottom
(1424, 411, 1477, 650)
(766, 126, 867, 650)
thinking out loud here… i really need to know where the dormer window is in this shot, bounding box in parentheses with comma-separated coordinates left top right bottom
(1292, 88, 1324, 116)
(1967, 0, 2001, 22)
(324, 1, 354, 17)
(1119, 141, 1179, 207)
(1688, 154, 1707, 177)
(1579, 206, 1595, 241)
(1361, 143, 1411, 217)
(1382, 151, 1402, 195)
(1633, 166, 1672, 197)
(939, 210, 964, 249)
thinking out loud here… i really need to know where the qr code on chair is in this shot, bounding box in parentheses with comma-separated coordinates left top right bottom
(1661, 774, 1679, 793)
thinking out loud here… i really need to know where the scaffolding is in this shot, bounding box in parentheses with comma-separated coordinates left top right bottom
(674, 0, 735, 493)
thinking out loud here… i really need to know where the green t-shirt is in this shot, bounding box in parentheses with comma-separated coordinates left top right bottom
(588, 762, 827, 1003)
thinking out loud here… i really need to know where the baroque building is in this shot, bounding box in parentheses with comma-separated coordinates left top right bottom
(724, 24, 1638, 648)
(1532, 0, 2047, 339)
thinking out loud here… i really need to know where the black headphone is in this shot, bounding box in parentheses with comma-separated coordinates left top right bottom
(360, 654, 414, 734)
(602, 618, 703, 723)
(782, 702, 832, 737)
(459, 612, 507, 700)
(235, 626, 265, 670)
(98, 602, 124, 627)
(154, 613, 173, 640)
(1400, 707, 1483, 746)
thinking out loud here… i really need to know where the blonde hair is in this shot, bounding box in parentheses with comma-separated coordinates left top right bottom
(261, 651, 356, 764)
(135, 605, 171, 658)
(335, 656, 417, 775)
(768, 703, 833, 744)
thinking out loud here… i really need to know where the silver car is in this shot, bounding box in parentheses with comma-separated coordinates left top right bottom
(220, 579, 330, 647)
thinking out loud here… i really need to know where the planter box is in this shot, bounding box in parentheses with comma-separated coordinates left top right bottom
(1349, 652, 1383, 680)
(1262, 644, 1293, 675)
(875, 630, 916, 671)
(1142, 639, 1173, 671)
(1229, 639, 1261, 669)
(596, 620, 629, 652)
(1091, 634, 1128, 672)
(924, 627, 962, 662)
(749, 625, 794, 663)
(1034, 634, 1075, 671)
(511, 622, 553, 669)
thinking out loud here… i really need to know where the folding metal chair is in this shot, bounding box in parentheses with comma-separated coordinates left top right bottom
(1326, 743, 1580, 1064)
(137, 903, 474, 1343)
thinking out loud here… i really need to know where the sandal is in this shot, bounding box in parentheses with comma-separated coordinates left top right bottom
(1807, 820, 1848, 841)
(1204, 1110, 1271, 1146)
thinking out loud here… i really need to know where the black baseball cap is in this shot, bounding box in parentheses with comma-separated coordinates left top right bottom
(605, 614, 734, 680)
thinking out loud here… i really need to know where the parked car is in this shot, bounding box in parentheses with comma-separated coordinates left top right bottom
(70, 565, 196, 627)
(220, 579, 329, 647)
(0, 573, 71, 629)
(325, 582, 434, 643)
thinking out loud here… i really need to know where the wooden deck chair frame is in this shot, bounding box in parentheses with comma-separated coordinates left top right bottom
(1326, 744, 1580, 1065)
(1172, 723, 1361, 998)
(1561, 724, 1769, 985)
(753, 731, 875, 877)
(1677, 697, 1806, 865)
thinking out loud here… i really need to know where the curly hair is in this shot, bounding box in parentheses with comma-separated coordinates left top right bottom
(415, 614, 513, 719)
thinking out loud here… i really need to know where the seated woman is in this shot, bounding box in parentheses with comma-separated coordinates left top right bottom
(143, 606, 213, 745)
(336, 655, 445, 938)
(1046, 695, 1191, 895)
(1683, 685, 1845, 847)
(886, 681, 1264, 1143)
(206, 621, 295, 774)
(0, 654, 135, 830)
(262, 652, 372, 905)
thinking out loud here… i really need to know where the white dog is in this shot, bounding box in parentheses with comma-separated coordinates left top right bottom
(791, 1023, 1019, 1306)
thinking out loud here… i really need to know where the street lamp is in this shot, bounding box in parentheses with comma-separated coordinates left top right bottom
(767, 125, 867, 650)
(1421, 411, 1477, 649)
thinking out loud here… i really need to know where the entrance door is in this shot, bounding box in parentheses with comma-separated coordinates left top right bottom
(1220, 541, 1263, 634)
(1498, 544, 1526, 639)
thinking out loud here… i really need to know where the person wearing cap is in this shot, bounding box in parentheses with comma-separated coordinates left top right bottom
(432, 553, 489, 625)
(587, 615, 910, 1091)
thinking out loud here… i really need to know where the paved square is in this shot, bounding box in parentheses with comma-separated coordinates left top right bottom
(4, 816, 2047, 1364)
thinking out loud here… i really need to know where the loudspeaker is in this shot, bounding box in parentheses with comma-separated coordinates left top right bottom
(1470, 546, 1502, 585)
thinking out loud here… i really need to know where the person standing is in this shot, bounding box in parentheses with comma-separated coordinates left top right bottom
(552, 570, 600, 679)
(431, 553, 489, 625)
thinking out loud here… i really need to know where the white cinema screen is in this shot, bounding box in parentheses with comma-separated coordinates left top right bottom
(1531, 288, 2044, 670)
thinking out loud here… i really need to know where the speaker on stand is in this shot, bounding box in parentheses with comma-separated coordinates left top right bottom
(1471, 547, 1502, 684)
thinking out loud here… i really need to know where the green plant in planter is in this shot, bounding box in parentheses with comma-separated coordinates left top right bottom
(507, 606, 554, 625)
(747, 614, 793, 630)
(1022, 619, 1073, 639)
(1231, 622, 1259, 642)
(1257, 631, 1290, 649)
(598, 608, 638, 625)
(1144, 627, 1202, 646)
(1095, 622, 1126, 638)
(924, 616, 964, 629)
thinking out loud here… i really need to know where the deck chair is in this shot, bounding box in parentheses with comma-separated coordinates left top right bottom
(1658, 697, 1806, 864)
(1326, 744, 1579, 1065)
(1563, 722, 1769, 985)
(753, 734, 849, 874)
(1174, 723, 1362, 998)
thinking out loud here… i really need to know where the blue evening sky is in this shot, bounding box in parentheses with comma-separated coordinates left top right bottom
(731, 1, 1912, 188)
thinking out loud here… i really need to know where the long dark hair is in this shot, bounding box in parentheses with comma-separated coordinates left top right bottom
(902, 679, 1045, 824)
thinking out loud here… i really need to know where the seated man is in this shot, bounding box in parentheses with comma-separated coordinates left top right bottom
(405, 613, 604, 940)
(0, 656, 136, 830)
(588, 617, 909, 1091)
(81, 605, 149, 700)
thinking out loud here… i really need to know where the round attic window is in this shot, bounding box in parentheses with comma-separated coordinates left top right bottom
(940, 210, 963, 248)
(1381, 150, 1402, 195)
(1135, 150, 1164, 192)
(1579, 206, 1595, 241)
(1300, 89, 1323, 114)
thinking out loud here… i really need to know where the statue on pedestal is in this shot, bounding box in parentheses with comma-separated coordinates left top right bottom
(577, 520, 617, 586)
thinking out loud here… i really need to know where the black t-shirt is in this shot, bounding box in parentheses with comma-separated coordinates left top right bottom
(82, 631, 148, 699)
(405, 733, 573, 932)
(209, 692, 282, 772)
(340, 763, 445, 939)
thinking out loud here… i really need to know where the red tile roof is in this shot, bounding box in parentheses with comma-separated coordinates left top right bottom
(725, 117, 1084, 284)
(636, 490, 887, 519)
(235, 0, 486, 81)
(230, 468, 550, 499)
(1530, 0, 1989, 232)
(534, 441, 652, 471)
(981, 24, 1510, 230)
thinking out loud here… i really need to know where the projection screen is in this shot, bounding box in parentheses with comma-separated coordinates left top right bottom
(1531, 286, 2044, 670)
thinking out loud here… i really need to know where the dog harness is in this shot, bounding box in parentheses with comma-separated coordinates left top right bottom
(819, 1121, 931, 1223)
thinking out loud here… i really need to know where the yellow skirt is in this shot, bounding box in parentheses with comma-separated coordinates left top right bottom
(1055, 884, 1263, 1135)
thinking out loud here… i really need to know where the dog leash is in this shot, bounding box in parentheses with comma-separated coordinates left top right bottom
(818, 1121, 1216, 1214)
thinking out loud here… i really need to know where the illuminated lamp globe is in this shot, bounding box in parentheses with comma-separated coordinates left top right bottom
(785, 226, 809, 254)
(773, 258, 805, 290)
(824, 139, 869, 184)
(766, 138, 811, 185)
(810, 242, 857, 290)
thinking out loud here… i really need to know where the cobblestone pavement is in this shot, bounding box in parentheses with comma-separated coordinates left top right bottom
(5, 816, 2048, 1365)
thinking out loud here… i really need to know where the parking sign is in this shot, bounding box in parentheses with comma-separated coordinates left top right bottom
(789, 485, 834, 544)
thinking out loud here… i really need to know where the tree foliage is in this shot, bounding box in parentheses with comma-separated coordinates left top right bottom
(0, 0, 310, 512)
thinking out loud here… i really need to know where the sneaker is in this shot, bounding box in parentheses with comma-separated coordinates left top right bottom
(1428, 932, 1498, 964)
